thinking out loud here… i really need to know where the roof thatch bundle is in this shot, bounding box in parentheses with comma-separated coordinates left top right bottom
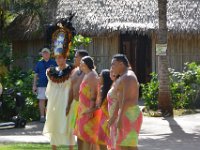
(7, 14, 43, 40)
(7, 0, 200, 40)
(56, 0, 200, 35)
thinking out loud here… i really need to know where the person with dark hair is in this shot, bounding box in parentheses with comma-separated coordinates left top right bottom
(110, 54, 143, 150)
(98, 70, 113, 106)
(112, 54, 129, 67)
(84, 69, 113, 149)
(74, 56, 101, 150)
(96, 69, 113, 150)
(81, 56, 96, 70)
(75, 49, 89, 58)
(65, 49, 89, 150)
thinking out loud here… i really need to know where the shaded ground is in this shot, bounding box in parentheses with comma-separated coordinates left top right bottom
(139, 114, 200, 150)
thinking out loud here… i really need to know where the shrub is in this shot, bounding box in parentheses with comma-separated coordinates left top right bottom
(169, 62, 200, 109)
(68, 34, 91, 61)
(141, 73, 159, 110)
(0, 68, 39, 121)
(141, 62, 200, 110)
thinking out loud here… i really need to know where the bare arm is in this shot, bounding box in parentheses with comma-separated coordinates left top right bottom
(82, 90, 100, 114)
(66, 69, 77, 116)
(82, 74, 98, 117)
(89, 76, 98, 109)
(108, 100, 119, 127)
(116, 86, 125, 128)
(66, 81, 74, 116)
(32, 73, 38, 93)
(116, 77, 131, 129)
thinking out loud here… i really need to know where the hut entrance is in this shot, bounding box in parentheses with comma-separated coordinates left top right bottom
(120, 33, 152, 84)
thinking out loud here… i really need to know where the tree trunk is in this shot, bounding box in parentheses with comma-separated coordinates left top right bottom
(157, 0, 173, 115)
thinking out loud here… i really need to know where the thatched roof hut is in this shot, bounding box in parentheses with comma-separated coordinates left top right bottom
(8, 0, 200, 81)
(55, 0, 200, 35)
(7, 13, 46, 71)
(54, 0, 200, 84)
(7, 14, 43, 40)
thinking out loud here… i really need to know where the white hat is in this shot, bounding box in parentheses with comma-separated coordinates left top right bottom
(40, 48, 50, 54)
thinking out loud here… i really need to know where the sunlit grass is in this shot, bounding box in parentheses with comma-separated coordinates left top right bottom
(0, 143, 78, 150)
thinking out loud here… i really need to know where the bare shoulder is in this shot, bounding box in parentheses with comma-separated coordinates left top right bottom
(71, 68, 79, 75)
(89, 70, 98, 78)
(87, 70, 98, 84)
(120, 70, 138, 87)
(70, 68, 79, 78)
(126, 70, 138, 80)
(114, 78, 121, 87)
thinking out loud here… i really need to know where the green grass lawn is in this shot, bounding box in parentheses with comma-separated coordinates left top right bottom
(0, 143, 78, 150)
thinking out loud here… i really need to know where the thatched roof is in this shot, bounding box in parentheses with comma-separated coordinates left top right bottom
(7, 14, 44, 40)
(56, 0, 200, 35)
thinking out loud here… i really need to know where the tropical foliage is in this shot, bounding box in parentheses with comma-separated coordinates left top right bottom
(0, 67, 39, 121)
(68, 34, 91, 61)
(142, 62, 200, 110)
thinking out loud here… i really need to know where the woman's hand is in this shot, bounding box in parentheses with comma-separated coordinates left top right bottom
(87, 112, 94, 119)
(116, 117, 122, 130)
(82, 109, 92, 115)
(66, 106, 70, 116)
(82, 109, 95, 119)
(82, 106, 99, 115)
(107, 116, 116, 127)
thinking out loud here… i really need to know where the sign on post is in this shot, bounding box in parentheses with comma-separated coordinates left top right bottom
(156, 44, 167, 55)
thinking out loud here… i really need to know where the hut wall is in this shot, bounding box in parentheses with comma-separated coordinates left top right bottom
(87, 33, 119, 73)
(168, 35, 200, 71)
(12, 39, 45, 71)
(154, 34, 200, 72)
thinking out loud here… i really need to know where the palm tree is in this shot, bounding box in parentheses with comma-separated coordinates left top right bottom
(13, 0, 48, 22)
(0, 0, 48, 40)
(157, 0, 173, 115)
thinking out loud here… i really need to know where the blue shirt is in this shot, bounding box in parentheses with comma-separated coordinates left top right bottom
(34, 59, 57, 87)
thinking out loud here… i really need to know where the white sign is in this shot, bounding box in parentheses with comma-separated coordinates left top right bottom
(156, 44, 167, 55)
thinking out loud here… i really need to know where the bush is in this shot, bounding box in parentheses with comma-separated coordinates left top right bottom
(141, 73, 159, 110)
(0, 42, 12, 67)
(0, 67, 39, 121)
(68, 34, 91, 61)
(141, 62, 200, 110)
(170, 62, 200, 109)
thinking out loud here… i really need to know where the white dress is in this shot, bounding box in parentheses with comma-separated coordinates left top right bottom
(43, 68, 73, 146)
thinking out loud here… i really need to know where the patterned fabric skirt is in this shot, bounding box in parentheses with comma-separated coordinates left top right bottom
(116, 105, 143, 148)
(74, 81, 101, 143)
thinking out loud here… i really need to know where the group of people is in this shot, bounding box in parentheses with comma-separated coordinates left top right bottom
(33, 48, 143, 150)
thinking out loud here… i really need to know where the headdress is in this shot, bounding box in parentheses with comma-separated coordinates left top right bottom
(51, 14, 76, 58)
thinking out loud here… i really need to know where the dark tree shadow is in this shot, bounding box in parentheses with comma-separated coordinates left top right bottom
(139, 115, 200, 150)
